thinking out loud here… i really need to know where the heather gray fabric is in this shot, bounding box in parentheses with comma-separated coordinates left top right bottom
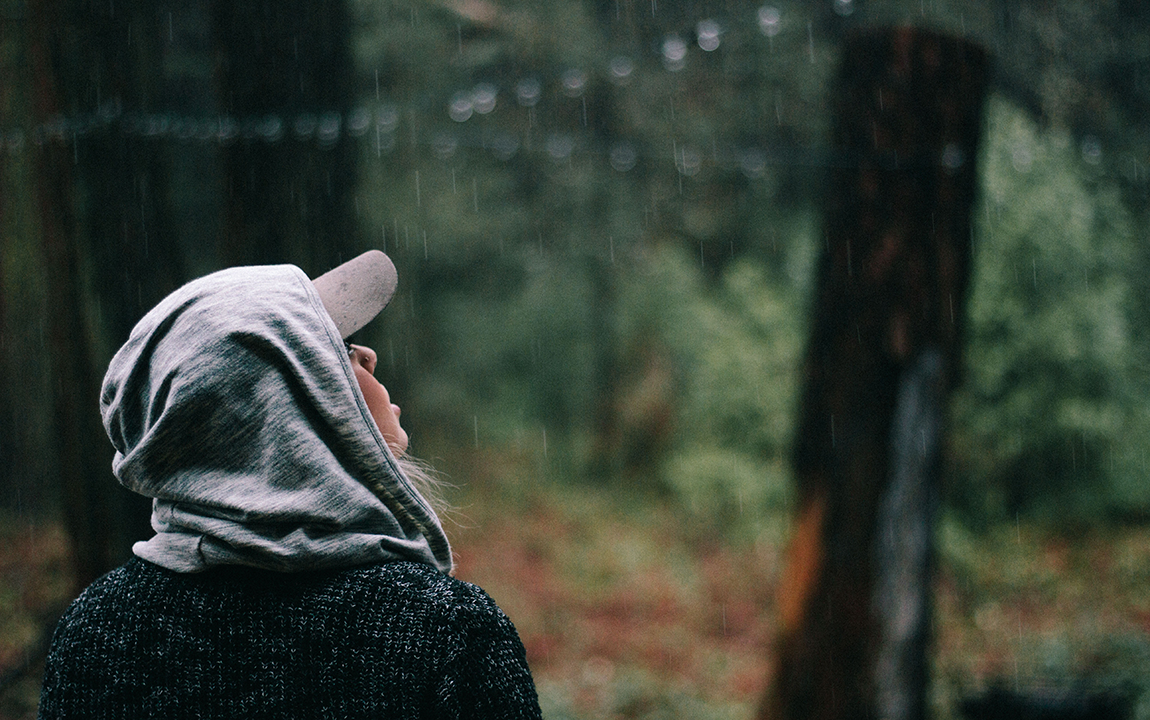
(100, 263, 453, 574)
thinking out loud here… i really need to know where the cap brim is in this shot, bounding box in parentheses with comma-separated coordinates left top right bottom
(312, 250, 398, 339)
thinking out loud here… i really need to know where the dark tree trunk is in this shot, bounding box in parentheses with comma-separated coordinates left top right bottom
(26, 0, 361, 589)
(211, 0, 360, 275)
(762, 27, 989, 720)
(27, 0, 124, 590)
(35, 0, 222, 585)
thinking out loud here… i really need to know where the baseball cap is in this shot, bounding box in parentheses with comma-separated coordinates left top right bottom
(311, 250, 398, 339)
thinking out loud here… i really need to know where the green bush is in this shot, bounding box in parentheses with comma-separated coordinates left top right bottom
(950, 95, 1147, 523)
(614, 244, 809, 529)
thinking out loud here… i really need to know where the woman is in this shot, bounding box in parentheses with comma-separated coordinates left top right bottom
(38, 251, 541, 719)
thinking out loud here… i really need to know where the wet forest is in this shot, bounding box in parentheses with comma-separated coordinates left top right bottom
(2, 0, 1149, 718)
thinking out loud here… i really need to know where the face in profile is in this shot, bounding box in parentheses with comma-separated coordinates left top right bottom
(348, 344, 408, 454)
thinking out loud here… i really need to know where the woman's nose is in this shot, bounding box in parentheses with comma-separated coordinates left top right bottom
(349, 344, 378, 374)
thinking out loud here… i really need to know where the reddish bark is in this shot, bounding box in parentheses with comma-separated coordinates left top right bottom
(762, 27, 989, 720)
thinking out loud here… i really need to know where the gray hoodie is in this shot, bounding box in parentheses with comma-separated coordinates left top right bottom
(100, 263, 453, 574)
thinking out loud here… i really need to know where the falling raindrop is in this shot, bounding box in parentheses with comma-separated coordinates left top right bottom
(609, 142, 637, 172)
(561, 68, 587, 97)
(697, 19, 721, 51)
(516, 77, 542, 107)
(833, 0, 854, 17)
(677, 145, 701, 176)
(449, 92, 474, 122)
(1122, 153, 1141, 182)
(472, 83, 498, 115)
(608, 56, 634, 85)
(758, 6, 781, 37)
(662, 34, 687, 71)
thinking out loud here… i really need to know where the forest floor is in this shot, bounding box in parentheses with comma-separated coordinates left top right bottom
(446, 454, 1150, 720)
(2, 455, 1149, 719)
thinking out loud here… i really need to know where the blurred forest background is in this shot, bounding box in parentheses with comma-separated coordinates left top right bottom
(1, 0, 1149, 718)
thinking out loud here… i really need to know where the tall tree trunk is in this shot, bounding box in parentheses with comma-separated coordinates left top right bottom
(27, 0, 122, 590)
(211, 0, 359, 274)
(32, 0, 218, 585)
(762, 27, 989, 720)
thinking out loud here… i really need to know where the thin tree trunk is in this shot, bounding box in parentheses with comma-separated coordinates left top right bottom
(762, 27, 989, 720)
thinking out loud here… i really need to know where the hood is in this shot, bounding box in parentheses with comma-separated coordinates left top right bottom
(100, 263, 453, 574)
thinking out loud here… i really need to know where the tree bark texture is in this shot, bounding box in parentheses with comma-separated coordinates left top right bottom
(27, 0, 122, 590)
(212, 0, 360, 274)
(762, 27, 989, 720)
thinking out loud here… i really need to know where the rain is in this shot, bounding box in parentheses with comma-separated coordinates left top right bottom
(2, 1, 1150, 719)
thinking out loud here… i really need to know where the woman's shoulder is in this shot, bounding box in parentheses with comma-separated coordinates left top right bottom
(344, 560, 511, 620)
(73, 556, 503, 618)
(42, 563, 541, 719)
(53, 557, 518, 657)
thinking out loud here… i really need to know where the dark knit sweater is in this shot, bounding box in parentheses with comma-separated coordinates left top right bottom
(38, 557, 542, 719)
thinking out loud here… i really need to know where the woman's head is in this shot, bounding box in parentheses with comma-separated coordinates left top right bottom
(315, 251, 409, 456)
(100, 257, 454, 574)
(347, 343, 408, 455)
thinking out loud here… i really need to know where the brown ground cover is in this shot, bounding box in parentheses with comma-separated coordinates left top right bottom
(3, 473, 1149, 719)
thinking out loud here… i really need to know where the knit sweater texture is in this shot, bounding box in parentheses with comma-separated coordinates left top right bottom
(38, 557, 542, 719)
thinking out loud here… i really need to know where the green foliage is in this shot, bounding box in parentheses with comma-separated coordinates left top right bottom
(615, 245, 808, 529)
(8, 0, 1146, 537)
(950, 95, 1147, 522)
(345, 2, 1150, 528)
(346, 0, 829, 511)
